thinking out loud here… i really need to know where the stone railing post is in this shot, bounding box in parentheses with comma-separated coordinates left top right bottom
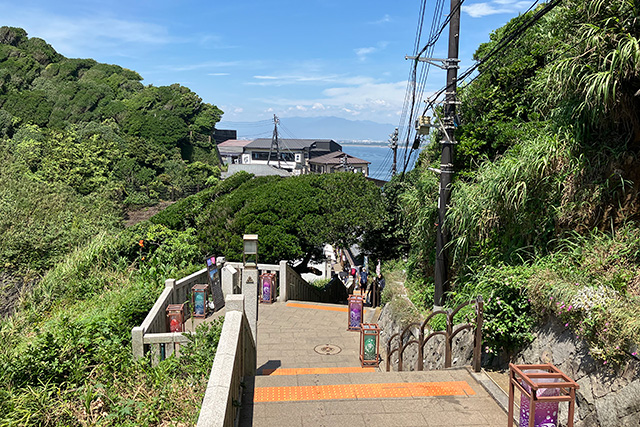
(131, 326, 145, 359)
(242, 266, 259, 346)
(222, 264, 238, 298)
(225, 293, 244, 313)
(279, 260, 288, 302)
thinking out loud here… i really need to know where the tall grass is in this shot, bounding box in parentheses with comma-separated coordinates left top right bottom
(449, 131, 571, 266)
(0, 217, 219, 425)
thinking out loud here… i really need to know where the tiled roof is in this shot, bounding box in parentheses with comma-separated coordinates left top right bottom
(308, 151, 370, 165)
(217, 139, 253, 147)
(221, 164, 292, 178)
(246, 138, 334, 150)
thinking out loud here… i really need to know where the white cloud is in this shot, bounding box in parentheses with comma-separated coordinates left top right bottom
(370, 14, 392, 24)
(0, 4, 172, 57)
(354, 41, 389, 61)
(355, 47, 377, 61)
(462, 1, 533, 18)
(249, 74, 342, 86)
(234, 108, 244, 113)
(197, 34, 237, 49)
(251, 79, 409, 122)
(208, 72, 230, 76)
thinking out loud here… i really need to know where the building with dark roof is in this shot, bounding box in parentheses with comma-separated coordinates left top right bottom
(308, 151, 370, 177)
(240, 138, 342, 175)
(216, 139, 252, 164)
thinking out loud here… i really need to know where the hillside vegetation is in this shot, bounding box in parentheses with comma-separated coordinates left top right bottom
(0, 26, 224, 316)
(376, 0, 640, 364)
(0, 25, 386, 425)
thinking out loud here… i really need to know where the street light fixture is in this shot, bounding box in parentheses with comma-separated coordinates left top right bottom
(243, 234, 258, 267)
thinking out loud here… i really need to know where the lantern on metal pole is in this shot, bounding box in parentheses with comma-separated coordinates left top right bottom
(243, 234, 260, 344)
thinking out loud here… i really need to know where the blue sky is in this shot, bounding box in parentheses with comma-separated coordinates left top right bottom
(2, 0, 535, 126)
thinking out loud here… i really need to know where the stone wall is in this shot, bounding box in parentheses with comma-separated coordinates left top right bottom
(515, 317, 640, 427)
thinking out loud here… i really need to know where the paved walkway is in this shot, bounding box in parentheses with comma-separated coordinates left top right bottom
(238, 301, 509, 426)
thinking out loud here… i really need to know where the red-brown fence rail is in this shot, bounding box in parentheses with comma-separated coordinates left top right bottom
(386, 296, 483, 372)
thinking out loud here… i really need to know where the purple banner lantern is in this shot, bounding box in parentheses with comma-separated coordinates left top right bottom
(348, 295, 364, 331)
(520, 374, 559, 427)
(260, 273, 276, 303)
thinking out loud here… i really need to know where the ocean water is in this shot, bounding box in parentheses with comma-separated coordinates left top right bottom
(341, 144, 422, 181)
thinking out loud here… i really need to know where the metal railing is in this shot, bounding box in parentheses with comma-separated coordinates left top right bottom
(386, 296, 483, 372)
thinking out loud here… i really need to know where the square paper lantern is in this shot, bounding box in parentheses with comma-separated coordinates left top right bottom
(243, 234, 259, 266)
(260, 273, 276, 303)
(166, 304, 185, 333)
(359, 323, 380, 367)
(347, 295, 364, 331)
(192, 284, 209, 318)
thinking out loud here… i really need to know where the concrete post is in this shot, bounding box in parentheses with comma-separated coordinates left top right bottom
(221, 264, 238, 298)
(131, 326, 145, 359)
(225, 294, 244, 313)
(165, 278, 176, 304)
(279, 260, 288, 302)
(242, 266, 259, 346)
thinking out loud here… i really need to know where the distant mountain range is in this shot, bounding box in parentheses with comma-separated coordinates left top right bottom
(218, 116, 397, 143)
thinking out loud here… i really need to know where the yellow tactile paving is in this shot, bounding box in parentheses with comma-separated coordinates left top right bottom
(259, 366, 377, 376)
(286, 302, 348, 312)
(253, 381, 475, 402)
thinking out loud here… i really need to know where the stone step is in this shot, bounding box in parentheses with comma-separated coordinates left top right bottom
(239, 367, 509, 427)
(253, 366, 481, 389)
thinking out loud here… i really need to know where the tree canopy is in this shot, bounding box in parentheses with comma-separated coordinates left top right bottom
(191, 172, 385, 265)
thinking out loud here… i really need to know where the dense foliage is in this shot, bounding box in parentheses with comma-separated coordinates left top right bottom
(195, 172, 385, 265)
(380, 0, 640, 362)
(0, 26, 223, 212)
(0, 26, 223, 301)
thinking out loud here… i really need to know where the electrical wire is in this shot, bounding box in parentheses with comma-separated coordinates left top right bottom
(397, 0, 467, 179)
(422, 0, 561, 116)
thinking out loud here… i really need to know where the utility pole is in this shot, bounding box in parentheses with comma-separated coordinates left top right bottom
(340, 153, 353, 172)
(434, 0, 461, 307)
(268, 114, 281, 169)
(389, 128, 399, 176)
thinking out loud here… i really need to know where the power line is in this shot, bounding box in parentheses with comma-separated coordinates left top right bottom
(399, 0, 464, 178)
(421, 0, 561, 116)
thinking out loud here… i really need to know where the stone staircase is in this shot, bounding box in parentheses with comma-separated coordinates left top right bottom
(237, 301, 508, 427)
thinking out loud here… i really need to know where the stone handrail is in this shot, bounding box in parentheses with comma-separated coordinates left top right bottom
(197, 294, 256, 427)
(131, 268, 209, 360)
(131, 260, 315, 363)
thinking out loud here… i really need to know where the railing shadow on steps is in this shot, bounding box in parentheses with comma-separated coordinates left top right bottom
(386, 296, 484, 373)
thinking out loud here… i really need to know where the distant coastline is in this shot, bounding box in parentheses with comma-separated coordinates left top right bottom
(338, 140, 387, 147)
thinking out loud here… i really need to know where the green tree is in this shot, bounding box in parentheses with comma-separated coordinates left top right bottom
(196, 173, 385, 266)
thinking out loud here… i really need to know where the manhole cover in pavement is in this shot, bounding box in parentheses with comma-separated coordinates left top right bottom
(314, 344, 342, 355)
